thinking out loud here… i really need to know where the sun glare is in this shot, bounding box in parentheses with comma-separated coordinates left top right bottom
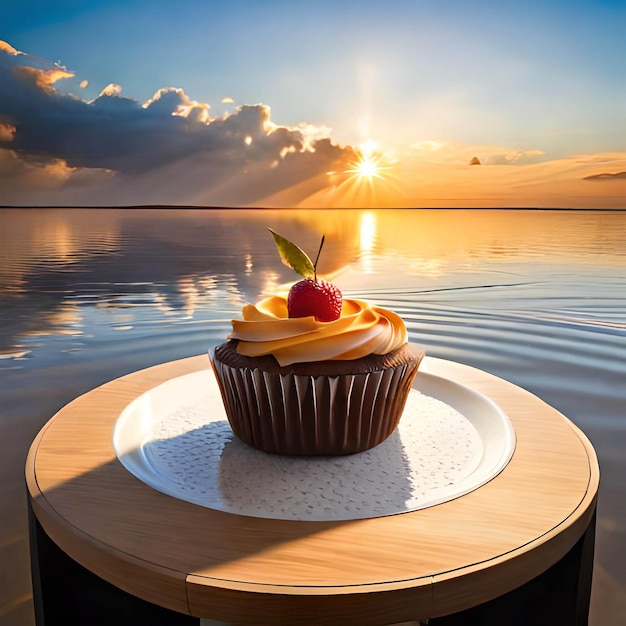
(346, 141, 389, 181)
(355, 156, 380, 178)
(309, 140, 403, 207)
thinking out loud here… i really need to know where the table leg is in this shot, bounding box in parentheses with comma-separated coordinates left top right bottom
(28, 500, 199, 626)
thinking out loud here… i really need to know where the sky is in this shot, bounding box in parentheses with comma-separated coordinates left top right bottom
(1, 0, 625, 208)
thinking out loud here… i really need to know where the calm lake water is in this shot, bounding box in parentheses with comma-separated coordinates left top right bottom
(1, 208, 625, 625)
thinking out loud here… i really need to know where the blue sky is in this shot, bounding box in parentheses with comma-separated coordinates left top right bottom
(1, 1, 625, 207)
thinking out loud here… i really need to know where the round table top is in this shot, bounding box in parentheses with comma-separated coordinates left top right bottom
(26, 355, 599, 625)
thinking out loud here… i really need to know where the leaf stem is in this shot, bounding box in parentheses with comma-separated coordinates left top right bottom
(313, 235, 325, 282)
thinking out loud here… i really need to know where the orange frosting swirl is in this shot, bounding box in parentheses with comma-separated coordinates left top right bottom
(228, 295, 407, 366)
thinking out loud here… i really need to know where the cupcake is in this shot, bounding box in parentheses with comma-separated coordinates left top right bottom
(210, 229, 424, 456)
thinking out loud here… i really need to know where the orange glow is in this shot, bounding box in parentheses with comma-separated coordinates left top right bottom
(297, 142, 401, 208)
(350, 155, 381, 179)
(17, 65, 74, 93)
(346, 141, 390, 181)
(255, 138, 626, 210)
(288, 147, 626, 209)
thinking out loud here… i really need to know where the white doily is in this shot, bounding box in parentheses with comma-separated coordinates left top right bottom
(141, 387, 484, 521)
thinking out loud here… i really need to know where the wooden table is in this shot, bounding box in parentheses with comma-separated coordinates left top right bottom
(26, 356, 599, 626)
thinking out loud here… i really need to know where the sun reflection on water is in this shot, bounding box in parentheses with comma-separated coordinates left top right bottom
(358, 212, 377, 274)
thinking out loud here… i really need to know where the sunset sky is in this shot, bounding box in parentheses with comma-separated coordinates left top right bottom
(1, 0, 625, 208)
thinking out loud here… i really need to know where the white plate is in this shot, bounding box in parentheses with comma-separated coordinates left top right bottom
(113, 368, 515, 521)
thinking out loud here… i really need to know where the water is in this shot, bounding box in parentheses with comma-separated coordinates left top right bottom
(1, 208, 625, 625)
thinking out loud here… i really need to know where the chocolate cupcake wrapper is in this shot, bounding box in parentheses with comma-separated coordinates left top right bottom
(210, 356, 421, 456)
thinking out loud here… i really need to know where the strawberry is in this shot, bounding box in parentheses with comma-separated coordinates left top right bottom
(269, 228, 343, 322)
(288, 278, 342, 322)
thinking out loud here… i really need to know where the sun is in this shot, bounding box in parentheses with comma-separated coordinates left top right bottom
(354, 155, 381, 178)
(346, 141, 389, 181)
(313, 139, 401, 207)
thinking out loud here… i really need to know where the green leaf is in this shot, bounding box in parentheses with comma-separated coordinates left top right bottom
(268, 228, 315, 279)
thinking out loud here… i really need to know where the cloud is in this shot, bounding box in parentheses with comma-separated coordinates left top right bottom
(99, 83, 123, 98)
(0, 41, 20, 56)
(0, 145, 114, 204)
(0, 122, 15, 142)
(0, 40, 354, 206)
(484, 149, 545, 165)
(410, 139, 445, 152)
(584, 171, 626, 181)
(1, 39, 624, 209)
(408, 140, 545, 166)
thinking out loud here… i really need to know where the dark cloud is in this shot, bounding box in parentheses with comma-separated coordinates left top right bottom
(0, 40, 355, 206)
(583, 171, 626, 181)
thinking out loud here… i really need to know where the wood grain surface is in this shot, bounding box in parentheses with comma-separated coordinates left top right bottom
(25, 354, 599, 625)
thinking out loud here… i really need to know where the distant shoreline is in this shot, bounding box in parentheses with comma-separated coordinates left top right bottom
(1, 205, 625, 211)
